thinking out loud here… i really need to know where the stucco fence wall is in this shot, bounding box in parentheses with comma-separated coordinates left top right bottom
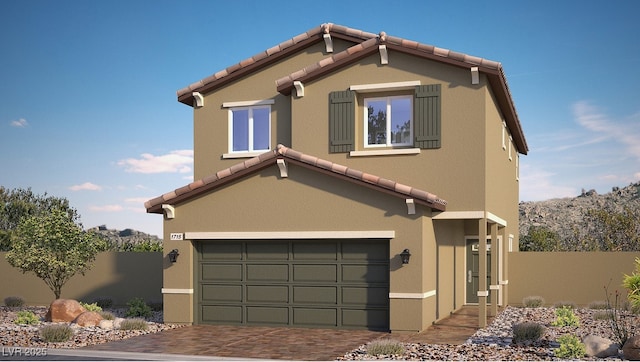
(0, 252, 162, 307)
(509, 252, 640, 307)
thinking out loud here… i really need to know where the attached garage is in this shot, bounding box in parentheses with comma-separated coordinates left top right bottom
(196, 239, 389, 330)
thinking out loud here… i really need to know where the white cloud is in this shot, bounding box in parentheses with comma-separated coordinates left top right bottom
(519, 164, 577, 202)
(10, 118, 29, 128)
(117, 150, 193, 174)
(572, 101, 640, 160)
(124, 197, 149, 204)
(89, 204, 124, 212)
(69, 182, 103, 191)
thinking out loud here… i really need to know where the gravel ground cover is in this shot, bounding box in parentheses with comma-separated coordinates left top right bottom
(0, 306, 184, 349)
(340, 306, 640, 360)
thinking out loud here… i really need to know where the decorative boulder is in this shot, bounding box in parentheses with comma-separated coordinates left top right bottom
(45, 299, 86, 322)
(623, 335, 640, 361)
(73, 311, 103, 327)
(98, 319, 114, 329)
(583, 335, 619, 358)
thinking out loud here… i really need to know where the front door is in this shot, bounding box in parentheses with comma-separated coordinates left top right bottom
(466, 239, 491, 304)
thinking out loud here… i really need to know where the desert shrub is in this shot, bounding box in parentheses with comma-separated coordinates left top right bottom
(125, 297, 152, 318)
(522, 296, 545, 308)
(554, 301, 576, 309)
(588, 300, 609, 310)
(39, 324, 73, 342)
(119, 318, 148, 331)
(366, 339, 404, 356)
(14, 311, 39, 325)
(99, 311, 115, 320)
(92, 297, 113, 309)
(554, 334, 585, 359)
(147, 300, 163, 312)
(4, 296, 25, 308)
(551, 306, 580, 327)
(79, 302, 102, 312)
(623, 257, 640, 312)
(512, 322, 545, 344)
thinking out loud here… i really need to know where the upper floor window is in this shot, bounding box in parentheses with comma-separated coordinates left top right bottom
(229, 106, 270, 153)
(364, 96, 413, 148)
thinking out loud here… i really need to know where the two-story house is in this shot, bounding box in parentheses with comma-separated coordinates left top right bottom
(145, 23, 528, 333)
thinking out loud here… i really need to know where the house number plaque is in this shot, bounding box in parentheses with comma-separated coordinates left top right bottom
(170, 233, 184, 241)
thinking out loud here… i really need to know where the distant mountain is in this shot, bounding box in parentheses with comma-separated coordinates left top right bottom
(89, 225, 162, 248)
(519, 181, 640, 243)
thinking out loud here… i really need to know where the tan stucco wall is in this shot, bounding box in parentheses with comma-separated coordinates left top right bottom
(162, 163, 440, 331)
(509, 252, 640, 306)
(0, 252, 162, 306)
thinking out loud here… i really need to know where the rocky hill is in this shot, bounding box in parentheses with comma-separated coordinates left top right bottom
(89, 225, 162, 249)
(519, 181, 640, 242)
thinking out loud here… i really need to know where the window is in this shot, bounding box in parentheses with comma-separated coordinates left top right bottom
(364, 96, 413, 147)
(228, 106, 270, 154)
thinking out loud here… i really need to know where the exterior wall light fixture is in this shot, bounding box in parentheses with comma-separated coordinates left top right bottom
(400, 249, 411, 264)
(168, 249, 180, 263)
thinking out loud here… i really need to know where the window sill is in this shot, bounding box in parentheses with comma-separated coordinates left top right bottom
(349, 148, 421, 157)
(222, 151, 267, 159)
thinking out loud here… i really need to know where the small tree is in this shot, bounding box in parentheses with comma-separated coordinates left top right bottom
(5, 208, 107, 299)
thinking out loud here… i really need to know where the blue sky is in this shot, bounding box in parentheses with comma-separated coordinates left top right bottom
(1, 1, 639, 237)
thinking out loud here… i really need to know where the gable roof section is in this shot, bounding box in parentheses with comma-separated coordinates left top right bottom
(275, 31, 528, 155)
(145, 144, 447, 214)
(176, 23, 376, 106)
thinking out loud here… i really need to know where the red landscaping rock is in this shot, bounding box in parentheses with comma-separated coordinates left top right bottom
(73, 311, 103, 327)
(45, 299, 86, 322)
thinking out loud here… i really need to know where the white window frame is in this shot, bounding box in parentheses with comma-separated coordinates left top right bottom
(222, 101, 272, 158)
(364, 95, 413, 148)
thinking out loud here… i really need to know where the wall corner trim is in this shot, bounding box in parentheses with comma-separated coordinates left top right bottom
(162, 204, 175, 219)
(192, 92, 204, 108)
(161, 288, 193, 294)
(389, 290, 436, 299)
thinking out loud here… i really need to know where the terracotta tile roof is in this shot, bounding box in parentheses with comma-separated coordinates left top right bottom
(145, 144, 447, 214)
(176, 23, 376, 106)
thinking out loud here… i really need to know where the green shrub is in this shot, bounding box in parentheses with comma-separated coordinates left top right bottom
(512, 322, 545, 344)
(125, 297, 152, 318)
(551, 306, 580, 327)
(554, 334, 585, 359)
(79, 302, 102, 312)
(623, 258, 640, 312)
(14, 311, 39, 325)
(554, 301, 576, 309)
(119, 318, 148, 330)
(588, 300, 609, 310)
(366, 339, 404, 356)
(92, 297, 113, 309)
(4, 296, 25, 308)
(40, 324, 73, 343)
(522, 296, 545, 308)
(99, 311, 115, 320)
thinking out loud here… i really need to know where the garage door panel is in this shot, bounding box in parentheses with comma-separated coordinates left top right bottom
(293, 264, 337, 282)
(294, 308, 338, 326)
(342, 264, 389, 283)
(202, 284, 242, 302)
(202, 305, 243, 323)
(342, 286, 388, 306)
(201, 242, 242, 260)
(247, 264, 288, 281)
(292, 242, 338, 260)
(342, 309, 388, 329)
(247, 242, 289, 259)
(342, 242, 387, 260)
(247, 285, 289, 303)
(293, 286, 337, 304)
(247, 306, 289, 324)
(202, 264, 242, 281)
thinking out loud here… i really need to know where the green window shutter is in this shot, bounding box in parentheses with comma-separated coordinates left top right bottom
(414, 84, 441, 149)
(329, 90, 355, 153)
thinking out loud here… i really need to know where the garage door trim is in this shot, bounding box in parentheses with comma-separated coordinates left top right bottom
(186, 230, 395, 239)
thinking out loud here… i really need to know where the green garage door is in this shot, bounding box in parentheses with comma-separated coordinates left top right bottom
(196, 239, 389, 330)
